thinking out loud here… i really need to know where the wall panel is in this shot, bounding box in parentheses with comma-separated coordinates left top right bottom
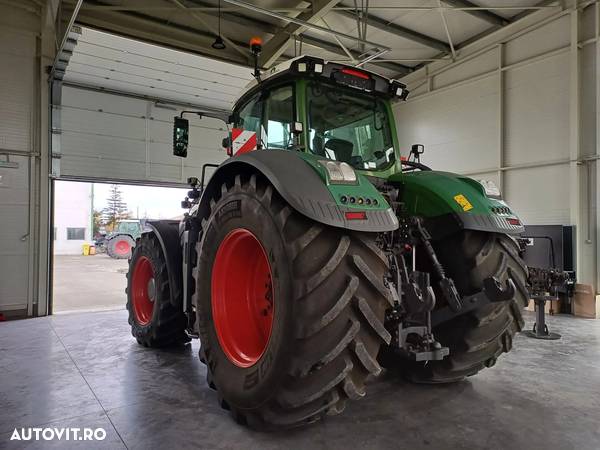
(395, 8, 599, 289)
(0, 23, 36, 313)
(504, 53, 570, 166)
(396, 76, 500, 175)
(57, 86, 228, 184)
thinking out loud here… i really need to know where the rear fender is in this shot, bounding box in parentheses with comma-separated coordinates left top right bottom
(107, 233, 134, 241)
(144, 221, 183, 308)
(195, 150, 399, 232)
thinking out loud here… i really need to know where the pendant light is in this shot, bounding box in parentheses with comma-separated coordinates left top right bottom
(212, 0, 226, 50)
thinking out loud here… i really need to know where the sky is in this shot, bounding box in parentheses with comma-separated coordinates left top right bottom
(92, 182, 189, 220)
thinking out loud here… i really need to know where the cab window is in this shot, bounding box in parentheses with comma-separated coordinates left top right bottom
(264, 85, 294, 149)
(235, 94, 263, 137)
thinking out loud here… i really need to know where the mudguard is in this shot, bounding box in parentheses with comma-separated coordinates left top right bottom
(394, 170, 525, 239)
(196, 150, 399, 232)
(106, 233, 134, 243)
(143, 220, 183, 307)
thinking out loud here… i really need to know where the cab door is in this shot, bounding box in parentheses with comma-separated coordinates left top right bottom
(263, 84, 295, 150)
(232, 93, 264, 154)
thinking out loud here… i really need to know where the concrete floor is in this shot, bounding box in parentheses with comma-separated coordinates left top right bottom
(1, 310, 599, 450)
(53, 255, 128, 313)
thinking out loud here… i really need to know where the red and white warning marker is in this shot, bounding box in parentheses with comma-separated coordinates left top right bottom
(231, 128, 257, 155)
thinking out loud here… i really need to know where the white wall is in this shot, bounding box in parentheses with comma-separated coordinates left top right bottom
(53, 181, 92, 255)
(395, 5, 599, 291)
(0, 2, 53, 317)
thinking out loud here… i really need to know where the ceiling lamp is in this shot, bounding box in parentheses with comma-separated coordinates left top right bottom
(212, 0, 226, 50)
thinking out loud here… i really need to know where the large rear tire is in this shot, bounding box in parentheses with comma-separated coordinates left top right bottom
(107, 235, 135, 259)
(387, 231, 528, 383)
(194, 173, 393, 430)
(126, 233, 188, 347)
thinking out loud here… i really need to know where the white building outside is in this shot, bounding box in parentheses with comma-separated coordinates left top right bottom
(54, 181, 92, 255)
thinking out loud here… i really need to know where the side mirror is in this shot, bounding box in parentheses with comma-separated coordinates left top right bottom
(222, 136, 232, 156)
(411, 144, 425, 156)
(292, 122, 303, 135)
(173, 117, 189, 157)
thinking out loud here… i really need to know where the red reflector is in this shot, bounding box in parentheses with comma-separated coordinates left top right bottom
(345, 211, 367, 220)
(506, 218, 521, 226)
(341, 68, 370, 80)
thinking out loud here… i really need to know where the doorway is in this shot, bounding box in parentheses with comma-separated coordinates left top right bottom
(52, 180, 187, 313)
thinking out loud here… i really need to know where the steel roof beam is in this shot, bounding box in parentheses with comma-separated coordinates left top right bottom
(442, 0, 509, 27)
(74, 5, 411, 76)
(75, 8, 251, 66)
(300, 35, 412, 75)
(243, 0, 343, 68)
(72, 3, 558, 13)
(337, 9, 451, 53)
(184, 0, 280, 35)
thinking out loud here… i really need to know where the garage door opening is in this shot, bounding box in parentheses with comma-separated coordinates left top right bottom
(52, 180, 187, 313)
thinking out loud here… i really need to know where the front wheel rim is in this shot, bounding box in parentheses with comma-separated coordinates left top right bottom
(211, 228, 274, 368)
(131, 256, 155, 325)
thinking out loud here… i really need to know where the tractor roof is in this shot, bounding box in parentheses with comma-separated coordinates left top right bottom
(234, 55, 409, 111)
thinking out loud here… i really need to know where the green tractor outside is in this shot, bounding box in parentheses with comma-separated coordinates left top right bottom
(100, 219, 144, 259)
(125, 49, 528, 430)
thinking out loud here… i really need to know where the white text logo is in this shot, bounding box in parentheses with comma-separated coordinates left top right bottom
(10, 427, 107, 441)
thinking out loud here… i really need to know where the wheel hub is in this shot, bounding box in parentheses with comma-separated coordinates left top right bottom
(147, 278, 156, 302)
(211, 228, 274, 368)
(115, 239, 130, 255)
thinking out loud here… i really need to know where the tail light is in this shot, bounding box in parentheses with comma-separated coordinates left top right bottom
(345, 211, 367, 220)
(340, 68, 370, 79)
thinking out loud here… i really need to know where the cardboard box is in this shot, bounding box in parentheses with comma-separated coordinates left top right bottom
(572, 284, 600, 319)
(526, 299, 561, 315)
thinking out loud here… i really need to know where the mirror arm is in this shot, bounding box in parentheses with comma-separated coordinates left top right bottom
(179, 110, 230, 126)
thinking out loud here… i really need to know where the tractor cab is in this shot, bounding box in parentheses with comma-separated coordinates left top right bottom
(114, 219, 143, 236)
(226, 55, 408, 177)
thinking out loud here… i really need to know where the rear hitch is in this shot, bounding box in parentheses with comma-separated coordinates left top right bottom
(386, 252, 449, 362)
(431, 276, 516, 327)
(398, 325, 449, 361)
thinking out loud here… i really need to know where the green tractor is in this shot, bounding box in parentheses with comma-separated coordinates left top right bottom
(126, 47, 528, 430)
(102, 219, 144, 259)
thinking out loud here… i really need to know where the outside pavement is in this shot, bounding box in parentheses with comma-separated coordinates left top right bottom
(53, 254, 129, 313)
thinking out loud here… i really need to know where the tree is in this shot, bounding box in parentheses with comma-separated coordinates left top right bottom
(92, 209, 103, 237)
(102, 184, 129, 229)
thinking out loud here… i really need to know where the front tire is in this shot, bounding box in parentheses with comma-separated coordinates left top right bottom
(194, 174, 392, 429)
(126, 233, 188, 347)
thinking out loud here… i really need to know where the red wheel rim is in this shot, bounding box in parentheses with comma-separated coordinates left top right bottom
(211, 228, 274, 368)
(131, 256, 155, 325)
(115, 239, 130, 255)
